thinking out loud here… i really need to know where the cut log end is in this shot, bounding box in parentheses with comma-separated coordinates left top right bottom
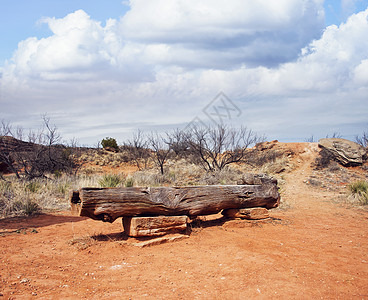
(69, 190, 81, 204)
(69, 190, 81, 216)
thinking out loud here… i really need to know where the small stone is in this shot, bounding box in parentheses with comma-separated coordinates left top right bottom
(132, 234, 189, 247)
(20, 278, 30, 284)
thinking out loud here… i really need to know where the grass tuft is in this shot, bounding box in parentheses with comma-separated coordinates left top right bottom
(98, 174, 124, 188)
(348, 180, 368, 205)
(25, 181, 41, 193)
(125, 177, 134, 187)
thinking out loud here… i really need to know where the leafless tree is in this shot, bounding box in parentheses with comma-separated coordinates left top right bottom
(184, 124, 264, 171)
(64, 137, 85, 176)
(0, 117, 77, 180)
(166, 128, 191, 158)
(304, 135, 316, 143)
(123, 130, 151, 170)
(0, 120, 22, 178)
(356, 131, 368, 148)
(148, 132, 171, 175)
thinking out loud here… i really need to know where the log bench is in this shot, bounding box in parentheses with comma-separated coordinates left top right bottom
(70, 174, 280, 237)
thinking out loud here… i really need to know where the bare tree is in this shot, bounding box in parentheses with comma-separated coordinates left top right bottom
(325, 132, 342, 138)
(0, 117, 76, 180)
(148, 132, 171, 175)
(184, 124, 263, 171)
(64, 137, 85, 176)
(166, 128, 190, 158)
(304, 135, 315, 143)
(356, 131, 368, 148)
(0, 120, 22, 178)
(123, 130, 151, 170)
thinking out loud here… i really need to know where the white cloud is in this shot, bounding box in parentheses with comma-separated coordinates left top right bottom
(1, 3, 368, 144)
(4, 10, 156, 83)
(120, 0, 325, 67)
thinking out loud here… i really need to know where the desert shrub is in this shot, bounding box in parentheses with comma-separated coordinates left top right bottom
(349, 180, 368, 194)
(348, 180, 368, 205)
(327, 161, 341, 172)
(57, 182, 71, 196)
(361, 164, 368, 171)
(244, 149, 284, 167)
(0, 181, 40, 217)
(313, 149, 335, 169)
(325, 132, 342, 138)
(307, 178, 322, 187)
(98, 174, 123, 187)
(25, 181, 41, 193)
(0, 174, 105, 218)
(199, 167, 243, 185)
(0, 117, 81, 180)
(54, 170, 63, 178)
(125, 177, 134, 187)
(11, 197, 40, 216)
(356, 131, 368, 148)
(184, 124, 263, 171)
(101, 137, 119, 151)
(122, 130, 152, 170)
(131, 171, 165, 186)
(304, 135, 316, 142)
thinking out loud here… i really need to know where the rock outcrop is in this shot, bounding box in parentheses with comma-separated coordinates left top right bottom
(318, 138, 367, 166)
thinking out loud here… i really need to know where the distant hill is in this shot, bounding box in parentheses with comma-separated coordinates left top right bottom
(0, 136, 35, 154)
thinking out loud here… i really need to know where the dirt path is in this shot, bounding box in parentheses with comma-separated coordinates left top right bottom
(1, 145, 368, 299)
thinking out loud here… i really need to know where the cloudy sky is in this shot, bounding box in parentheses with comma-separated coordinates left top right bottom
(1, 0, 368, 145)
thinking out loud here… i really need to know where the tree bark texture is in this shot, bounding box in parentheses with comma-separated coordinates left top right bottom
(71, 182, 280, 223)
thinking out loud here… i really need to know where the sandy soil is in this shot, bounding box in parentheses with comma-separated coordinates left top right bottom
(1, 143, 368, 299)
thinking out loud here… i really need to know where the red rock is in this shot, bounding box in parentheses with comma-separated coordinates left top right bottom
(222, 207, 269, 220)
(123, 215, 188, 237)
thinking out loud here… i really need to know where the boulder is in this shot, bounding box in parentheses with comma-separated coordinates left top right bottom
(104, 146, 119, 153)
(255, 140, 278, 151)
(318, 138, 367, 166)
(123, 215, 188, 237)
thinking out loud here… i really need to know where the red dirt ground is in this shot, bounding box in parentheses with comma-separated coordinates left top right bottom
(1, 143, 368, 299)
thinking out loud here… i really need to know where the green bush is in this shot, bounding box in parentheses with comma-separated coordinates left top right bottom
(98, 174, 123, 188)
(349, 180, 368, 205)
(101, 137, 119, 151)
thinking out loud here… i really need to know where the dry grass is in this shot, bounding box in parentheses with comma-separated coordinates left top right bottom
(348, 180, 368, 205)
(0, 174, 103, 218)
(0, 151, 284, 218)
